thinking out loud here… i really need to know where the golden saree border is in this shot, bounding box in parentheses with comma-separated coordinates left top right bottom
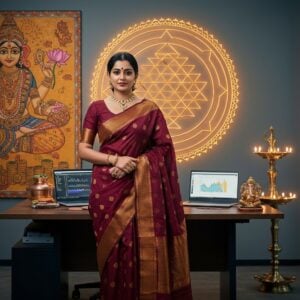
(171, 221, 191, 290)
(80, 128, 96, 145)
(98, 100, 157, 144)
(156, 236, 170, 294)
(97, 187, 136, 273)
(156, 225, 190, 293)
(135, 155, 157, 299)
(135, 158, 191, 296)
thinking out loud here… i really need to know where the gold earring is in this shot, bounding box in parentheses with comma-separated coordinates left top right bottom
(110, 82, 114, 91)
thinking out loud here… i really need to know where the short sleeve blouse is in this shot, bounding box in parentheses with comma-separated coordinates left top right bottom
(83, 100, 114, 133)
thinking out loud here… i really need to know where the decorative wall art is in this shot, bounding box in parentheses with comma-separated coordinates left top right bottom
(91, 18, 239, 162)
(0, 11, 81, 197)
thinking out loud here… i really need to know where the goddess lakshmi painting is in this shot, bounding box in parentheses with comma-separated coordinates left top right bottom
(0, 11, 81, 197)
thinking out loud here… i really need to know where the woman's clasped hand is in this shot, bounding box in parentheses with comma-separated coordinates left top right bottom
(109, 155, 138, 178)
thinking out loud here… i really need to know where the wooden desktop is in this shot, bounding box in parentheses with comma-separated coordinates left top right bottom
(0, 200, 283, 300)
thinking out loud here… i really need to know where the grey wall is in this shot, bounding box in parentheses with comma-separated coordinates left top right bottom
(0, 0, 299, 261)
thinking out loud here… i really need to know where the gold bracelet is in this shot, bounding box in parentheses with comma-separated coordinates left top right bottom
(112, 154, 118, 166)
(106, 154, 111, 165)
(41, 76, 53, 89)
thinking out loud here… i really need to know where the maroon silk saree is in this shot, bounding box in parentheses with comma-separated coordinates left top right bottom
(83, 99, 193, 300)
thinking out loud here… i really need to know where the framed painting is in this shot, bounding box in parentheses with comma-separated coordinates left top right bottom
(0, 11, 81, 197)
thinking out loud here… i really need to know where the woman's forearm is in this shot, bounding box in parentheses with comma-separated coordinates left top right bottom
(78, 142, 109, 165)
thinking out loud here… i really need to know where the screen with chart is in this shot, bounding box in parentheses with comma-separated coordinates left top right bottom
(54, 170, 92, 200)
(190, 171, 238, 199)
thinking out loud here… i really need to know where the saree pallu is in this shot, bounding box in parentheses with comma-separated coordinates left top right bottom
(85, 99, 193, 300)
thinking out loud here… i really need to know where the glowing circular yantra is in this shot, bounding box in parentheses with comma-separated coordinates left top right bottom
(91, 18, 239, 162)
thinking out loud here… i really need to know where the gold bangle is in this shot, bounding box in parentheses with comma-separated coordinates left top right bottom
(41, 76, 53, 89)
(112, 154, 118, 166)
(106, 154, 111, 165)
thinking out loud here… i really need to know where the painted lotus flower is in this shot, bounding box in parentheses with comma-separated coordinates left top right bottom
(47, 48, 71, 66)
(46, 49, 71, 88)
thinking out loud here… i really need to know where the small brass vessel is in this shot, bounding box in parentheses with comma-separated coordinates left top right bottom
(27, 174, 54, 204)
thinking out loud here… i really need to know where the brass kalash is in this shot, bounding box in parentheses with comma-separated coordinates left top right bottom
(253, 127, 296, 293)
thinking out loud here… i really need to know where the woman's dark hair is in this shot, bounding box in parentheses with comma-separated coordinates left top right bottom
(107, 52, 139, 77)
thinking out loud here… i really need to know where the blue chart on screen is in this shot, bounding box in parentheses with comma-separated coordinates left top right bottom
(53, 169, 92, 206)
(184, 171, 239, 207)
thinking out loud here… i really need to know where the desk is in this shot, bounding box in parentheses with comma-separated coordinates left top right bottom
(0, 200, 283, 300)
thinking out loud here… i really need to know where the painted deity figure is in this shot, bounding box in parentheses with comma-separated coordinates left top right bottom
(0, 15, 69, 158)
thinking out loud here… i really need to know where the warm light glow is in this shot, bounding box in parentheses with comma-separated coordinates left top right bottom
(90, 18, 239, 162)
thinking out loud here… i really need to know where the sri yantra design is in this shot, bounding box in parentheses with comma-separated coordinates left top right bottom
(91, 18, 239, 162)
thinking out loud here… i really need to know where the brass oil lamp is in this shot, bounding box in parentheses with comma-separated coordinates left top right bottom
(253, 127, 296, 293)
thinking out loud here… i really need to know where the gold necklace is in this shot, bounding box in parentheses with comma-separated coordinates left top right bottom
(111, 93, 136, 110)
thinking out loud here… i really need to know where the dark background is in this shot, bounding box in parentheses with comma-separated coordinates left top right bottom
(0, 0, 299, 262)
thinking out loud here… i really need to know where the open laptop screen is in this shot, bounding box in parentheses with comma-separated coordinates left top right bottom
(53, 169, 92, 201)
(190, 171, 238, 200)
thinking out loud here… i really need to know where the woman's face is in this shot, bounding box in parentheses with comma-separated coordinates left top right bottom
(0, 41, 21, 68)
(109, 60, 136, 94)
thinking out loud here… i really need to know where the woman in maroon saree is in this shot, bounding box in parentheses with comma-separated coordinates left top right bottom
(79, 52, 192, 300)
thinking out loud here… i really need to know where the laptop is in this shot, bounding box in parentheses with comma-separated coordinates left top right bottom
(183, 171, 239, 208)
(53, 169, 92, 207)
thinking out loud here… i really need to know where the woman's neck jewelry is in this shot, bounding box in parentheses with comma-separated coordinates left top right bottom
(111, 93, 136, 110)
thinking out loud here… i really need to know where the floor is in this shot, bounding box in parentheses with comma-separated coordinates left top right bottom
(0, 265, 299, 299)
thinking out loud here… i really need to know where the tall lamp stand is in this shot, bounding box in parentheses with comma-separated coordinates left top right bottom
(253, 127, 296, 293)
